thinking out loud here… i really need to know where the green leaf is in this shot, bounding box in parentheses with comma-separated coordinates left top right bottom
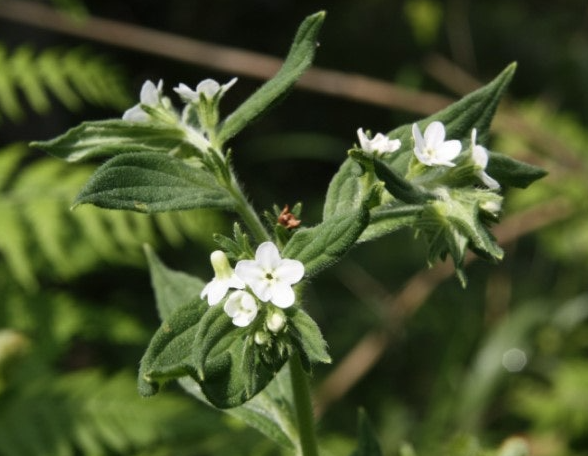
(144, 244, 206, 320)
(350, 409, 384, 456)
(138, 301, 207, 397)
(283, 206, 369, 278)
(487, 152, 547, 188)
(217, 11, 325, 143)
(359, 204, 422, 243)
(323, 159, 366, 219)
(288, 307, 331, 367)
(178, 367, 299, 452)
(74, 152, 235, 212)
(32, 120, 186, 162)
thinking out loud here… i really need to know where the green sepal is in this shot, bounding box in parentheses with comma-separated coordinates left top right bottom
(417, 188, 503, 286)
(143, 244, 205, 320)
(73, 152, 235, 213)
(282, 205, 369, 278)
(212, 222, 254, 261)
(349, 409, 384, 456)
(217, 11, 325, 144)
(487, 152, 547, 188)
(288, 307, 331, 371)
(31, 119, 187, 162)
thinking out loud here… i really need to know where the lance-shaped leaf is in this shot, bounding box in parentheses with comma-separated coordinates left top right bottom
(288, 307, 331, 370)
(282, 205, 369, 278)
(74, 152, 235, 212)
(144, 244, 205, 320)
(487, 152, 547, 188)
(31, 120, 187, 162)
(350, 409, 384, 456)
(217, 11, 325, 144)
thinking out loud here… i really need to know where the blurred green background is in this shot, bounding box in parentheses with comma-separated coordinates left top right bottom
(1, 0, 587, 455)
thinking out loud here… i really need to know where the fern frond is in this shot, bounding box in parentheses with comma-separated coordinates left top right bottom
(0, 43, 131, 123)
(0, 143, 224, 289)
(0, 370, 231, 456)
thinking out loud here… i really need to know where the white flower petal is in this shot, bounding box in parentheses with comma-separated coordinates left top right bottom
(274, 259, 305, 284)
(250, 279, 272, 303)
(424, 121, 445, 146)
(205, 279, 229, 306)
(220, 77, 238, 95)
(255, 242, 281, 270)
(357, 128, 371, 151)
(235, 259, 263, 283)
(472, 145, 489, 168)
(269, 282, 296, 308)
(436, 140, 462, 162)
(197, 79, 221, 99)
(122, 104, 149, 122)
(480, 171, 500, 190)
(140, 80, 160, 105)
(412, 123, 426, 151)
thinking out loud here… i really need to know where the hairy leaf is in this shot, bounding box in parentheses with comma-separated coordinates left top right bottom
(217, 11, 325, 143)
(283, 205, 369, 278)
(144, 244, 206, 320)
(32, 119, 186, 162)
(74, 152, 235, 212)
(487, 152, 547, 188)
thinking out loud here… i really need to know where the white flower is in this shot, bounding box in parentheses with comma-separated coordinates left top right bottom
(235, 242, 304, 309)
(174, 77, 238, 103)
(357, 128, 401, 154)
(470, 128, 500, 189)
(224, 290, 258, 327)
(122, 79, 163, 122)
(412, 121, 462, 167)
(200, 250, 245, 306)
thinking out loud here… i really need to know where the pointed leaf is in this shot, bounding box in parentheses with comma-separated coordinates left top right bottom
(74, 152, 235, 212)
(144, 244, 206, 320)
(31, 120, 186, 162)
(288, 307, 331, 367)
(350, 409, 384, 456)
(283, 205, 369, 278)
(217, 12, 325, 143)
(487, 152, 547, 188)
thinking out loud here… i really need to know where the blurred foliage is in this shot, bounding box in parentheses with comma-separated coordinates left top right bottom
(0, 44, 130, 123)
(1, 0, 588, 455)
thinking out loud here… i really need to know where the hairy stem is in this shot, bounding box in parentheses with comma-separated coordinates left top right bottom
(290, 354, 319, 456)
(228, 174, 271, 244)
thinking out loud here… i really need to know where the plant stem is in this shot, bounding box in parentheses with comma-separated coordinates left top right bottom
(290, 354, 319, 456)
(228, 175, 271, 244)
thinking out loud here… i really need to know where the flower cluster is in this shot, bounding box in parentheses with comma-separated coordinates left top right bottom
(356, 121, 499, 189)
(122, 77, 238, 154)
(201, 242, 304, 328)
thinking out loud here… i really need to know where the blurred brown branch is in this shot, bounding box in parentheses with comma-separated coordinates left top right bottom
(0, 0, 450, 115)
